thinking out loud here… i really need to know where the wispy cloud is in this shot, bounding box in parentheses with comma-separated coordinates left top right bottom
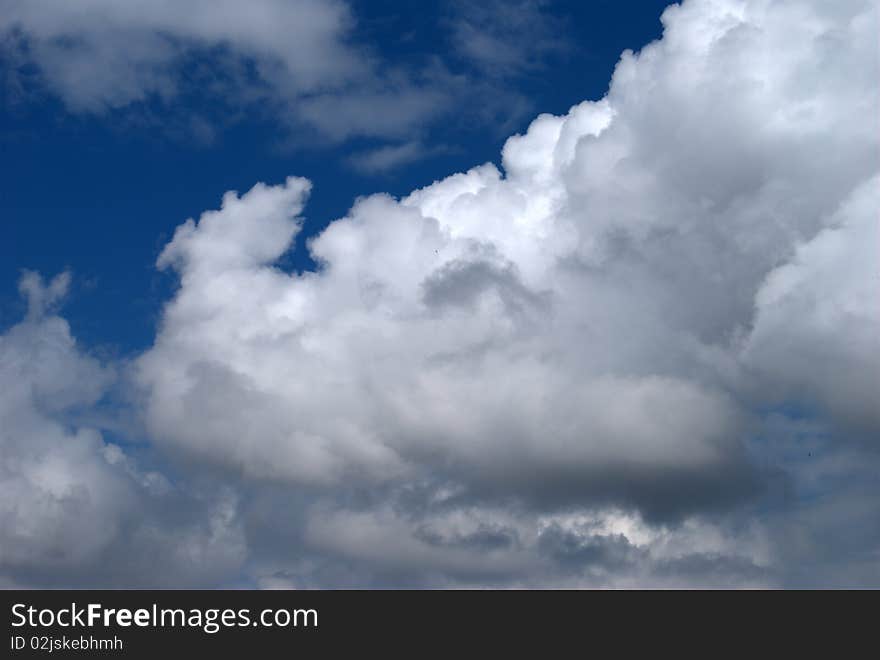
(347, 140, 458, 174)
(448, 0, 570, 77)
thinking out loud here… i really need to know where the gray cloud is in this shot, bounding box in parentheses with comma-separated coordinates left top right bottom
(0, 0, 362, 108)
(0, 0, 547, 147)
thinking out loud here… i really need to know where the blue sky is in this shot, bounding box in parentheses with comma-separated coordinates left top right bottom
(0, 0, 878, 588)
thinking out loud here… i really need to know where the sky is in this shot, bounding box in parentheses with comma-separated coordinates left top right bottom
(0, 0, 878, 588)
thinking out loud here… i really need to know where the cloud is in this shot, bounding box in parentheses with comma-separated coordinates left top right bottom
(1, 0, 355, 105)
(295, 502, 773, 588)
(744, 175, 880, 438)
(2, 0, 878, 587)
(448, 0, 569, 77)
(0, 0, 452, 141)
(0, 0, 544, 147)
(0, 272, 246, 587)
(137, 171, 759, 521)
(17, 269, 70, 319)
(348, 141, 435, 175)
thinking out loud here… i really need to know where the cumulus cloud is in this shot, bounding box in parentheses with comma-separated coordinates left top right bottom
(3, 0, 878, 587)
(0, 272, 246, 587)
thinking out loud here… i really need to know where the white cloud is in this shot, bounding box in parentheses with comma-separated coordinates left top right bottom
(3, 0, 879, 586)
(138, 0, 877, 501)
(0, 0, 549, 145)
(0, 272, 246, 586)
(2, 0, 358, 104)
(0, 273, 122, 570)
(0, 0, 454, 140)
(127, 0, 880, 585)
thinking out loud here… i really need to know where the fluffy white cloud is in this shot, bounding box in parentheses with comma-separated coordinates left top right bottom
(138, 0, 877, 498)
(0, 272, 122, 571)
(0, 272, 246, 587)
(4, 0, 878, 586)
(128, 0, 880, 584)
